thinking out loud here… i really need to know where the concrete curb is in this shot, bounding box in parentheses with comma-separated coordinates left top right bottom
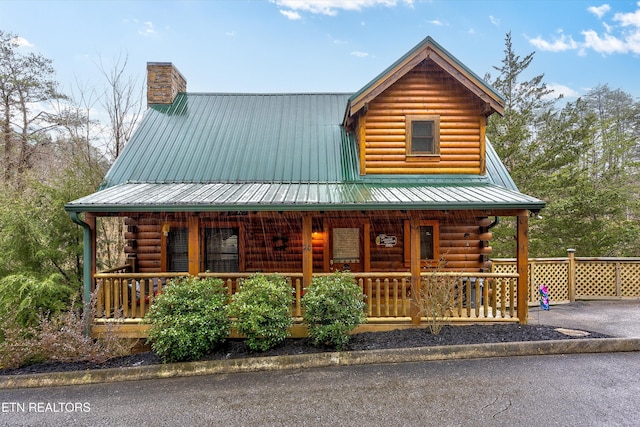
(2, 337, 639, 389)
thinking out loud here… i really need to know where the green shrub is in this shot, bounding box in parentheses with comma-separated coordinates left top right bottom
(302, 272, 366, 350)
(145, 277, 230, 363)
(227, 274, 293, 352)
(0, 273, 76, 327)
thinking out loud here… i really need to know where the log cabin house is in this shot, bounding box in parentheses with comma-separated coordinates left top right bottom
(65, 36, 545, 338)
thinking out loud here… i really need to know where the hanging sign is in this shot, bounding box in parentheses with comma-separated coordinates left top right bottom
(375, 234, 397, 247)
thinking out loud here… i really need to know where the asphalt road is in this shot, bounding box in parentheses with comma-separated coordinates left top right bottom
(1, 352, 639, 427)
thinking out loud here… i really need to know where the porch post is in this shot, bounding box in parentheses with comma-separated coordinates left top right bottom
(302, 213, 313, 290)
(516, 212, 529, 324)
(188, 215, 200, 276)
(567, 248, 576, 302)
(69, 212, 95, 335)
(410, 215, 422, 325)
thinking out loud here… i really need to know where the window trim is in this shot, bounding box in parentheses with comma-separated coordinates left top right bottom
(162, 221, 244, 273)
(403, 220, 440, 267)
(405, 115, 440, 158)
(203, 227, 240, 273)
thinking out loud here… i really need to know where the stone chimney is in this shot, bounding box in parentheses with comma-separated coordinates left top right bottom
(146, 62, 187, 106)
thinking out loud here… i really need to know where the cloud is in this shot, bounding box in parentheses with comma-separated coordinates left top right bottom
(545, 83, 580, 99)
(280, 9, 302, 20)
(489, 15, 500, 26)
(351, 51, 370, 58)
(272, 0, 414, 17)
(588, 4, 611, 19)
(582, 29, 630, 53)
(427, 19, 446, 26)
(528, 33, 578, 52)
(12, 36, 33, 48)
(528, 3, 640, 55)
(614, 7, 640, 27)
(138, 21, 156, 37)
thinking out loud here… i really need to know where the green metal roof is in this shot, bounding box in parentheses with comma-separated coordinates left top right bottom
(65, 92, 544, 213)
(65, 38, 545, 215)
(100, 93, 358, 189)
(66, 181, 545, 213)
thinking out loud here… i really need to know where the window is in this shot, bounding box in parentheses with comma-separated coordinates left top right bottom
(406, 115, 440, 156)
(167, 228, 188, 272)
(204, 228, 239, 272)
(420, 225, 435, 260)
(404, 220, 439, 266)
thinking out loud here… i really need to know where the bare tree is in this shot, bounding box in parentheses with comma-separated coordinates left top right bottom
(97, 53, 144, 160)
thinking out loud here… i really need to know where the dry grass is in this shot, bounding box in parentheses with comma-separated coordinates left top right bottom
(0, 294, 133, 370)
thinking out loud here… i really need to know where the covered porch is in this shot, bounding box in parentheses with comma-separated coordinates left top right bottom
(72, 206, 534, 339)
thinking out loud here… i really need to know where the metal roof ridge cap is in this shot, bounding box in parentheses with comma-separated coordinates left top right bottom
(182, 92, 355, 96)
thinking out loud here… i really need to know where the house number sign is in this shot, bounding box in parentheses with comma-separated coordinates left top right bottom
(375, 234, 397, 247)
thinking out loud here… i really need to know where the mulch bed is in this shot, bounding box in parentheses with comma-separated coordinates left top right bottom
(0, 324, 610, 376)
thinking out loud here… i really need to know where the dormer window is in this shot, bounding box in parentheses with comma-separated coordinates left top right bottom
(406, 115, 440, 156)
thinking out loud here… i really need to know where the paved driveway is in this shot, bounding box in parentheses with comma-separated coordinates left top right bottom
(529, 300, 640, 338)
(1, 352, 640, 426)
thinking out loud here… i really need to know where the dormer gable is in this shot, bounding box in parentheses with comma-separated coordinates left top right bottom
(344, 36, 505, 176)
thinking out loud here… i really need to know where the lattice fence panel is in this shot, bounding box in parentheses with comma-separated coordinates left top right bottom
(531, 262, 569, 304)
(620, 262, 640, 297)
(576, 262, 616, 297)
(491, 262, 526, 305)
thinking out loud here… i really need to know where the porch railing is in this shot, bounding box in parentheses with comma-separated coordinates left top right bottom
(93, 271, 519, 323)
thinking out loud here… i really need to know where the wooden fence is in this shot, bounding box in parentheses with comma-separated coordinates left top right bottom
(491, 249, 640, 305)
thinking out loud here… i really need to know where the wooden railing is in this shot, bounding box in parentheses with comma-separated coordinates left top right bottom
(492, 251, 640, 304)
(93, 271, 519, 323)
(93, 272, 189, 319)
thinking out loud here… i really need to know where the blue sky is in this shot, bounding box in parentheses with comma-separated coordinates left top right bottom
(1, 0, 639, 101)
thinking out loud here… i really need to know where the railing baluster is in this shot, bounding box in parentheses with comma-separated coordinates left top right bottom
(482, 278, 488, 318)
(122, 278, 129, 318)
(401, 278, 407, 316)
(457, 278, 464, 317)
(466, 279, 472, 318)
(500, 279, 506, 318)
(295, 278, 302, 317)
(375, 279, 381, 317)
(104, 279, 112, 318)
(392, 279, 399, 317)
(509, 279, 515, 318)
(490, 279, 497, 318)
(367, 278, 373, 317)
(384, 278, 390, 317)
(139, 278, 146, 316)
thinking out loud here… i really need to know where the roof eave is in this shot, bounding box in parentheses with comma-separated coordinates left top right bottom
(65, 200, 546, 214)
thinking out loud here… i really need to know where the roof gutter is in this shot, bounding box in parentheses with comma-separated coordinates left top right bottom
(69, 212, 92, 335)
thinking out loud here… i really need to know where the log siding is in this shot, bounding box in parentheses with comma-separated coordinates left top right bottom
(359, 60, 486, 175)
(124, 212, 491, 275)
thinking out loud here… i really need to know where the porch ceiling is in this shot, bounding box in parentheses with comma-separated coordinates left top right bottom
(65, 181, 545, 213)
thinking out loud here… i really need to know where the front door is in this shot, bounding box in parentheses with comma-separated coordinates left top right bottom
(329, 225, 364, 272)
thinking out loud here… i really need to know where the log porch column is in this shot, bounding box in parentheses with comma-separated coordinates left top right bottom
(188, 215, 200, 276)
(516, 212, 529, 324)
(302, 213, 313, 290)
(409, 214, 422, 325)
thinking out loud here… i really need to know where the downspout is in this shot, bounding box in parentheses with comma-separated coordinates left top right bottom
(70, 211, 92, 334)
(487, 216, 500, 230)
